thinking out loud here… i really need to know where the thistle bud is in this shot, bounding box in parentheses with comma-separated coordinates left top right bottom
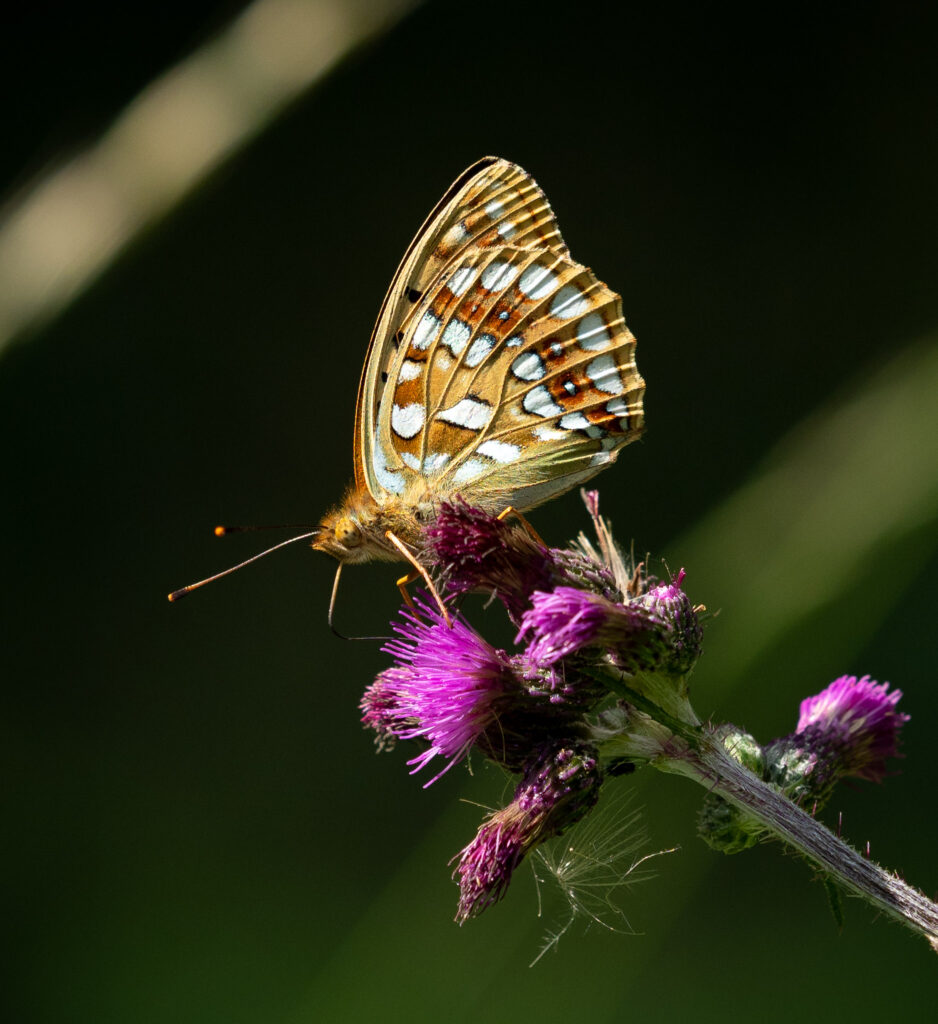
(634, 569, 703, 677)
(516, 586, 668, 671)
(454, 743, 602, 922)
(698, 725, 767, 854)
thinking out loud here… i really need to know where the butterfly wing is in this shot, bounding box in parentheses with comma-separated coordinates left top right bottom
(354, 158, 570, 498)
(377, 241, 644, 511)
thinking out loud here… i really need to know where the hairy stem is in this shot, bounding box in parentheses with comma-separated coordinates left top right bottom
(594, 669, 938, 949)
(667, 733, 938, 951)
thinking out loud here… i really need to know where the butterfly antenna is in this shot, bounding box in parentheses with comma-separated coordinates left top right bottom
(167, 531, 318, 601)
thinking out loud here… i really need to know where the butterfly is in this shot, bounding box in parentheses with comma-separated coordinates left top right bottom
(312, 157, 645, 582)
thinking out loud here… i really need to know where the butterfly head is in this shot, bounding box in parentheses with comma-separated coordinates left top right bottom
(311, 506, 368, 563)
(311, 492, 408, 565)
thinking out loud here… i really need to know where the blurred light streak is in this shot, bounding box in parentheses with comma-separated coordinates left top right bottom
(0, 0, 418, 359)
(675, 334, 938, 698)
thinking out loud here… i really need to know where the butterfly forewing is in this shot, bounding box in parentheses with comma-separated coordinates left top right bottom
(355, 158, 570, 498)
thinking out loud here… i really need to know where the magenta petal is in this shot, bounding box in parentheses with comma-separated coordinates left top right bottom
(372, 596, 515, 785)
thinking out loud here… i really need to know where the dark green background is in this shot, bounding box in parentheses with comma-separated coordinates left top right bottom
(3, 2, 937, 1021)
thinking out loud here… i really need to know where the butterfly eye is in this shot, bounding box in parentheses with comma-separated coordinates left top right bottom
(335, 517, 362, 548)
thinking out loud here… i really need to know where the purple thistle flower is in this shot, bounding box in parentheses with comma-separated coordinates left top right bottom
(764, 674, 909, 806)
(423, 500, 554, 620)
(795, 674, 909, 783)
(516, 586, 667, 669)
(454, 743, 602, 922)
(371, 596, 518, 786)
(351, 491, 924, 938)
(424, 499, 617, 622)
(360, 667, 410, 751)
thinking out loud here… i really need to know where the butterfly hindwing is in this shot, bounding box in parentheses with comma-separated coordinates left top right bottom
(375, 240, 644, 511)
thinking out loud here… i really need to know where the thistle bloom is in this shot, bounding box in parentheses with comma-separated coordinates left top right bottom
(424, 499, 618, 622)
(516, 585, 669, 670)
(765, 674, 909, 806)
(365, 597, 518, 785)
(454, 743, 602, 922)
(423, 499, 555, 620)
(360, 666, 410, 750)
(357, 497, 929, 945)
(794, 674, 908, 782)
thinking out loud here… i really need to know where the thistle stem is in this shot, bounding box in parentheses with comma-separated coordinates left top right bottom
(587, 668, 701, 739)
(666, 732, 938, 951)
(593, 668, 938, 949)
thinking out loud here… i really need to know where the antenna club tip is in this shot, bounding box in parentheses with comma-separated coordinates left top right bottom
(214, 526, 227, 537)
(167, 589, 187, 602)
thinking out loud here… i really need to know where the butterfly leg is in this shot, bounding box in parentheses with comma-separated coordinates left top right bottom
(385, 530, 452, 626)
(395, 569, 419, 609)
(496, 506, 546, 548)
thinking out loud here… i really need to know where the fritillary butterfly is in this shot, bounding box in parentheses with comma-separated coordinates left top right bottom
(313, 157, 645, 571)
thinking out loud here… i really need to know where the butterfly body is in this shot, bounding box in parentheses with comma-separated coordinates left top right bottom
(313, 158, 645, 567)
(313, 491, 431, 564)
